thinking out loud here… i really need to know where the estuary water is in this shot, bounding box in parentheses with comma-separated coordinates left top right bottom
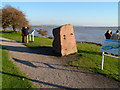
(33, 26, 118, 44)
(5, 26, 117, 44)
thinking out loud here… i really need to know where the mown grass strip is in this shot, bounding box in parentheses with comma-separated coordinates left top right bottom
(1, 46, 35, 88)
(69, 43, 119, 81)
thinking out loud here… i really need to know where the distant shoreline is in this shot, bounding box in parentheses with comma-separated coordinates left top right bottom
(77, 41, 102, 46)
(3, 25, 118, 31)
(32, 25, 118, 29)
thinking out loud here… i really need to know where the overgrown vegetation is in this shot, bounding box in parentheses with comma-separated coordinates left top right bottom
(37, 29, 48, 37)
(1, 31, 119, 81)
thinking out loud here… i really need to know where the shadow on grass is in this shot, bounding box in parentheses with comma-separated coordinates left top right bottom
(78, 50, 101, 55)
(2, 31, 13, 33)
(2, 31, 20, 33)
(1, 71, 77, 89)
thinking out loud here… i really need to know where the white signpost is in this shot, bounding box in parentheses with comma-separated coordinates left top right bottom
(28, 30, 35, 41)
(100, 40, 120, 70)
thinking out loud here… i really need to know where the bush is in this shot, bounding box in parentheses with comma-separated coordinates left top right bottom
(37, 29, 48, 36)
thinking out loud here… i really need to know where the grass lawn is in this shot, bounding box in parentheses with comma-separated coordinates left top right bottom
(69, 43, 119, 81)
(1, 30, 53, 48)
(1, 30, 119, 81)
(1, 46, 35, 88)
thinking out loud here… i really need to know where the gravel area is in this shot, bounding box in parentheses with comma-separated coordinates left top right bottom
(0, 37, 119, 88)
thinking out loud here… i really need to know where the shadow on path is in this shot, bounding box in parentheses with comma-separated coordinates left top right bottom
(1, 71, 77, 89)
(78, 50, 101, 55)
(1, 44, 59, 56)
(0, 39, 18, 43)
(12, 58, 95, 75)
(13, 58, 38, 68)
(32, 46, 60, 56)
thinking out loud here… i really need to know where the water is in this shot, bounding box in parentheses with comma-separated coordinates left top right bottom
(74, 27, 117, 44)
(5, 26, 118, 44)
(33, 26, 118, 44)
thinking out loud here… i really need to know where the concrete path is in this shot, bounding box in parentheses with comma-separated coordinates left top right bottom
(0, 37, 119, 88)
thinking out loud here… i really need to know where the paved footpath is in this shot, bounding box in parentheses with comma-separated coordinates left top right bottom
(0, 37, 119, 88)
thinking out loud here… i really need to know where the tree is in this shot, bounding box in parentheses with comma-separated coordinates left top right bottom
(2, 5, 29, 31)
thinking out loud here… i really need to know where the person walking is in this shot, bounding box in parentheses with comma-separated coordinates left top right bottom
(104, 30, 112, 39)
(21, 26, 29, 43)
(110, 30, 120, 40)
(104, 30, 112, 54)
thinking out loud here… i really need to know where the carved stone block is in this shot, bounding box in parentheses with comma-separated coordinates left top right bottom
(52, 24, 77, 56)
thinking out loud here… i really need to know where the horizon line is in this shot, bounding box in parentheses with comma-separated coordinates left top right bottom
(31, 24, 118, 27)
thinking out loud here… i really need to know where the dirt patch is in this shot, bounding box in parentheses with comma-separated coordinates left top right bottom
(56, 54, 81, 64)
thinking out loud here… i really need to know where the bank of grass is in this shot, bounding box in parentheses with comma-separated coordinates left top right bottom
(1, 30, 53, 48)
(1, 46, 35, 88)
(70, 43, 119, 81)
(1, 30, 119, 81)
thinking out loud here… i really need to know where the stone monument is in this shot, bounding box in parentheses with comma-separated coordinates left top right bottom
(52, 24, 77, 56)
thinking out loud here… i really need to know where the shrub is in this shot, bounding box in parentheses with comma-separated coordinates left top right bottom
(37, 29, 48, 36)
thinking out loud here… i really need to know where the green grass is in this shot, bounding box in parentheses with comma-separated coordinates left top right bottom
(0, 46, 2, 89)
(24, 37, 53, 48)
(1, 30, 53, 48)
(69, 43, 119, 81)
(1, 31, 22, 42)
(1, 30, 119, 81)
(1, 46, 35, 88)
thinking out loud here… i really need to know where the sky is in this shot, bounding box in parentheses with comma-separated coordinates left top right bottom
(2, 1, 119, 26)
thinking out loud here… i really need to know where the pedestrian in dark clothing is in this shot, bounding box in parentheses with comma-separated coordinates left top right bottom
(21, 27, 29, 43)
(110, 30, 120, 40)
(105, 30, 112, 39)
(104, 30, 112, 54)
